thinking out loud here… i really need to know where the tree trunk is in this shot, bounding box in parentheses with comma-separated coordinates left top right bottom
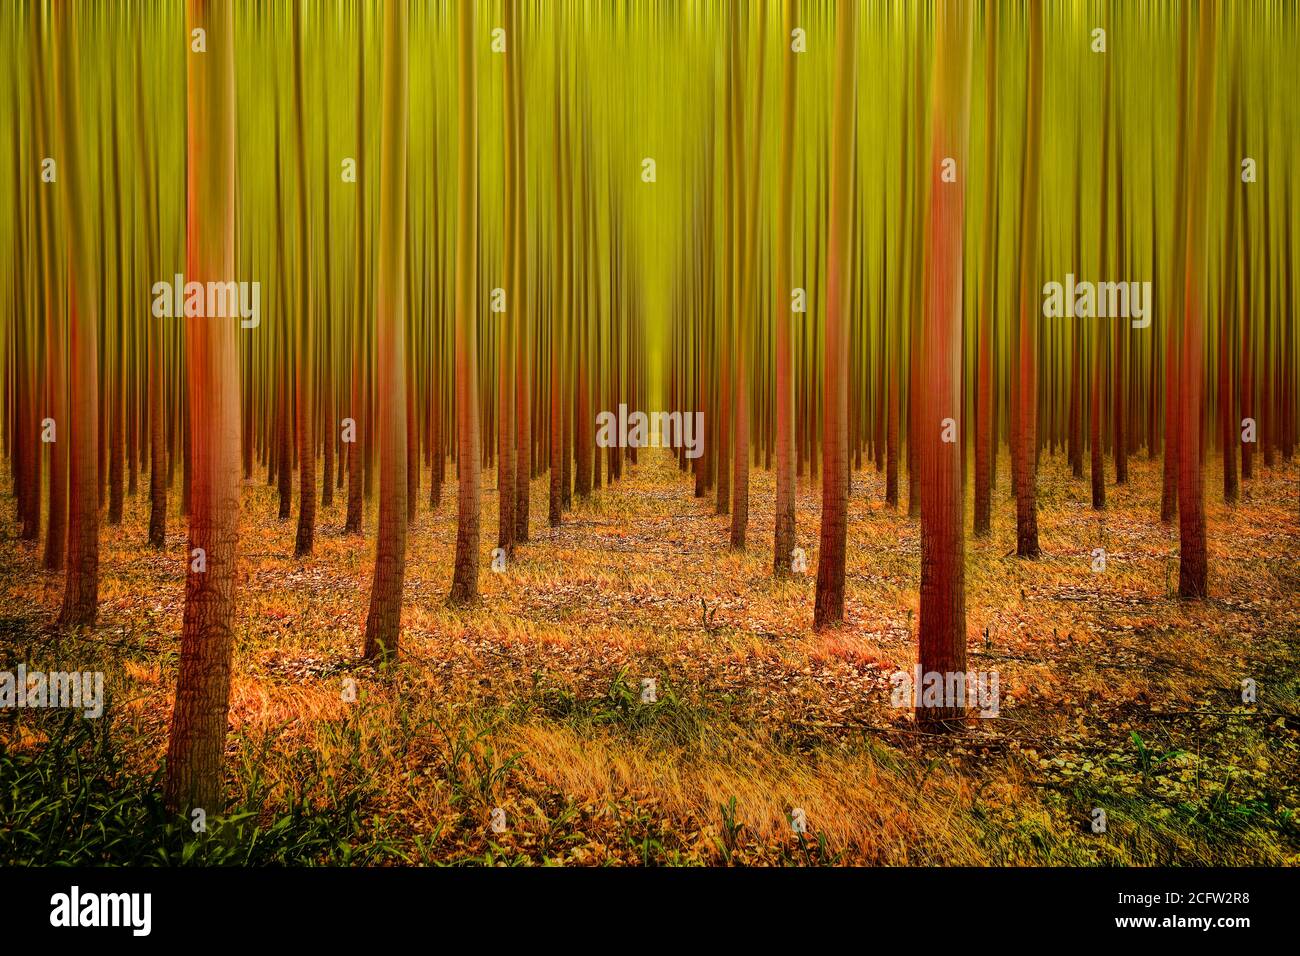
(293, 3, 316, 557)
(497, 0, 519, 557)
(513, 29, 531, 543)
(919, 0, 971, 729)
(1178, 0, 1216, 600)
(1013, 0, 1043, 559)
(1162, 12, 1191, 525)
(772, 0, 798, 573)
(549, 64, 565, 528)
(1220, 56, 1242, 505)
(345, 7, 366, 536)
(813, 0, 857, 631)
(973, 0, 997, 537)
(108, 91, 125, 528)
(53, 0, 99, 629)
(32, 11, 66, 570)
(363, 0, 410, 656)
(730, 0, 765, 551)
(164, 0, 241, 815)
(449, 0, 481, 605)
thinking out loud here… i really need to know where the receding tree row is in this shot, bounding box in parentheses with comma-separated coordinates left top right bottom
(1, 0, 1297, 807)
(658, 0, 1294, 721)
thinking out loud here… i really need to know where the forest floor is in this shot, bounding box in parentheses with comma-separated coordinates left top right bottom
(2, 451, 1299, 865)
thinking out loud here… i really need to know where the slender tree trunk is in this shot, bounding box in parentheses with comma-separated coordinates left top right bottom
(813, 0, 857, 630)
(1068, 140, 1084, 481)
(973, 0, 997, 537)
(1090, 6, 1112, 512)
(773, 0, 798, 573)
(513, 30, 531, 543)
(886, 87, 906, 513)
(276, 187, 293, 525)
(1163, 13, 1191, 525)
(320, 72, 335, 512)
(449, 0, 481, 604)
(549, 74, 565, 528)
(164, 0, 241, 814)
(574, 135, 592, 503)
(1014, 0, 1043, 558)
(1221, 54, 1242, 504)
(1261, 194, 1273, 470)
(1178, 0, 1216, 600)
(716, 38, 734, 520)
(363, 0, 410, 657)
(32, 10, 66, 570)
(919, 0, 971, 729)
(53, 0, 99, 628)
(405, 317, 418, 524)
(497, 0, 519, 557)
(1240, 117, 1255, 483)
(293, 3, 316, 557)
(905, 48, 924, 522)
(1113, 123, 1128, 487)
(136, 27, 166, 551)
(345, 7, 366, 536)
(10, 52, 36, 547)
(430, 153, 445, 513)
(730, 0, 766, 550)
(108, 91, 125, 528)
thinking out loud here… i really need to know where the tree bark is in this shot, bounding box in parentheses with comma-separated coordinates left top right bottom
(813, 0, 857, 631)
(919, 0, 971, 729)
(53, 0, 100, 628)
(773, 0, 799, 573)
(513, 21, 531, 543)
(293, 3, 316, 557)
(497, 0, 519, 557)
(973, 0, 997, 537)
(164, 0, 241, 815)
(363, 0, 411, 656)
(1013, 0, 1043, 559)
(449, 0, 481, 605)
(730, 0, 766, 550)
(345, 6, 366, 536)
(1178, 0, 1217, 600)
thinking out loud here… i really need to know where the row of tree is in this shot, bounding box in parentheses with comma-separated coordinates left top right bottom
(662, 0, 1294, 647)
(2, 0, 1296, 805)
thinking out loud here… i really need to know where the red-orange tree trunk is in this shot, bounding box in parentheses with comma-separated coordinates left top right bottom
(364, 0, 411, 654)
(813, 0, 857, 630)
(919, 0, 971, 728)
(164, 0, 241, 814)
